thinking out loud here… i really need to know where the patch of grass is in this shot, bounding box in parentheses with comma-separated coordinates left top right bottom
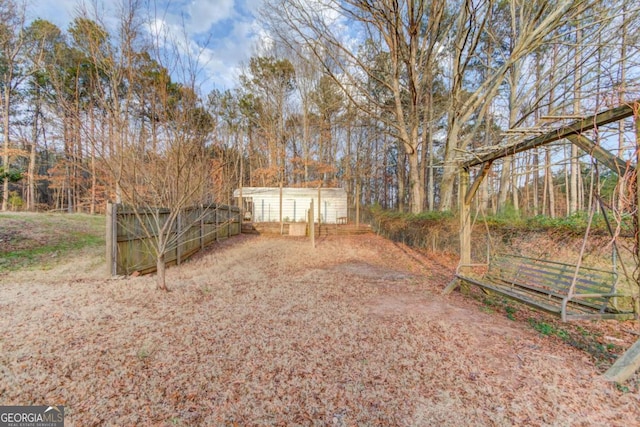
(527, 318, 621, 365)
(483, 211, 633, 237)
(482, 297, 496, 307)
(505, 305, 517, 321)
(479, 295, 517, 319)
(479, 306, 495, 314)
(0, 213, 105, 272)
(368, 206, 457, 249)
(616, 383, 631, 393)
(528, 319, 569, 340)
(528, 319, 557, 336)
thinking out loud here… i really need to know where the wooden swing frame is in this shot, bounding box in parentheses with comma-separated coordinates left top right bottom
(443, 100, 640, 381)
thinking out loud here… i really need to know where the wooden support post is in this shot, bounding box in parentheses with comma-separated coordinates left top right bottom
(176, 210, 182, 265)
(279, 184, 284, 235)
(105, 201, 117, 277)
(460, 167, 471, 269)
(604, 338, 640, 383)
(636, 110, 640, 321)
(444, 168, 472, 295)
(317, 187, 322, 235)
(356, 184, 360, 228)
(200, 205, 205, 251)
(215, 206, 219, 242)
(309, 199, 315, 248)
(465, 161, 493, 206)
(239, 153, 244, 219)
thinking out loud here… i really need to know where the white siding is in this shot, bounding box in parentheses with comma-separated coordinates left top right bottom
(233, 187, 348, 223)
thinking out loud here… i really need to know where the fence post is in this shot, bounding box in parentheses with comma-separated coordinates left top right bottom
(176, 210, 182, 265)
(317, 187, 321, 235)
(280, 184, 284, 235)
(105, 201, 117, 276)
(309, 199, 315, 248)
(226, 205, 230, 237)
(200, 204, 205, 250)
(215, 205, 219, 242)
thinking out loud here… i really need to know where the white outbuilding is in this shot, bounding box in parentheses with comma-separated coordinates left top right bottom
(233, 187, 348, 224)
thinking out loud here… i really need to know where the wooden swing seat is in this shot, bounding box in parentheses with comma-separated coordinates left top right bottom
(455, 254, 638, 322)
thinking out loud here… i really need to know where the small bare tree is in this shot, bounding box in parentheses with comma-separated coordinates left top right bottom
(54, 1, 215, 290)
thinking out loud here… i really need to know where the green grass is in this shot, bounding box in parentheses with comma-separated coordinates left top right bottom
(483, 210, 634, 236)
(527, 317, 623, 365)
(0, 212, 105, 272)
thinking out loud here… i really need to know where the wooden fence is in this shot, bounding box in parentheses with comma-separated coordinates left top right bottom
(106, 202, 241, 276)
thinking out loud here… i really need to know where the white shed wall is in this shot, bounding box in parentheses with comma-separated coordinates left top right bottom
(234, 188, 348, 224)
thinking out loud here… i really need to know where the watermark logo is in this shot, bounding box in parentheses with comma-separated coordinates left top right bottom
(0, 406, 64, 427)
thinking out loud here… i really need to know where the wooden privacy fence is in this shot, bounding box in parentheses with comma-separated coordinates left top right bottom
(106, 202, 241, 276)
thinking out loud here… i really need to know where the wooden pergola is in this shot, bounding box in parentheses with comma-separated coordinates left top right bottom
(455, 100, 640, 383)
(458, 101, 639, 268)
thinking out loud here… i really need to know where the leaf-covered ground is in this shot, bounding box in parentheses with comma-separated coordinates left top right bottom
(1, 233, 639, 425)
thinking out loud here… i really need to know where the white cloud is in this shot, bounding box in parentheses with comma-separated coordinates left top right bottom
(199, 19, 263, 91)
(188, 0, 236, 33)
(29, 0, 267, 92)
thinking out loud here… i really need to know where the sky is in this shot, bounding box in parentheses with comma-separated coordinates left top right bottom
(29, 0, 267, 93)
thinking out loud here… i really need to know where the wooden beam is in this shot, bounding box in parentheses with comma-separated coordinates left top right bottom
(636, 112, 640, 322)
(604, 338, 640, 383)
(465, 161, 494, 206)
(105, 201, 116, 277)
(460, 168, 471, 268)
(309, 199, 315, 248)
(464, 101, 639, 168)
(565, 134, 632, 176)
(541, 115, 585, 120)
(279, 184, 283, 235)
(446, 165, 487, 295)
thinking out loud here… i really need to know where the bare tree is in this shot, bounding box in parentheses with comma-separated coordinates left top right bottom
(22, 20, 64, 211)
(240, 54, 295, 186)
(54, 1, 216, 290)
(262, 0, 449, 213)
(0, 0, 29, 211)
(439, 0, 598, 211)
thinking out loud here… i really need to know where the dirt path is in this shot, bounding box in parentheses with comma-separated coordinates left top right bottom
(1, 234, 638, 425)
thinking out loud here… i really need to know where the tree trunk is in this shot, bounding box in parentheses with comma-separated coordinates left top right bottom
(156, 253, 168, 291)
(2, 88, 10, 211)
(90, 105, 96, 214)
(423, 71, 434, 211)
(27, 94, 39, 211)
(497, 157, 512, 210)
(512, 156, 519, 212)
(396, 141, 406, 212)
(570, 145, 579, 215)
(570, 20, 582, 215)
(564, 145, 570, 216)
(545, 147, 556, 218)
(407, 148, 423, 213)
(439, 120, 460, 211)
(617, 2, 628, 211)
(532, 149, 539, 216)
(27, 139, 37, 210)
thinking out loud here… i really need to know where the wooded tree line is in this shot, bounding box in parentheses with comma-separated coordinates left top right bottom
(1, 0, 639, 217)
